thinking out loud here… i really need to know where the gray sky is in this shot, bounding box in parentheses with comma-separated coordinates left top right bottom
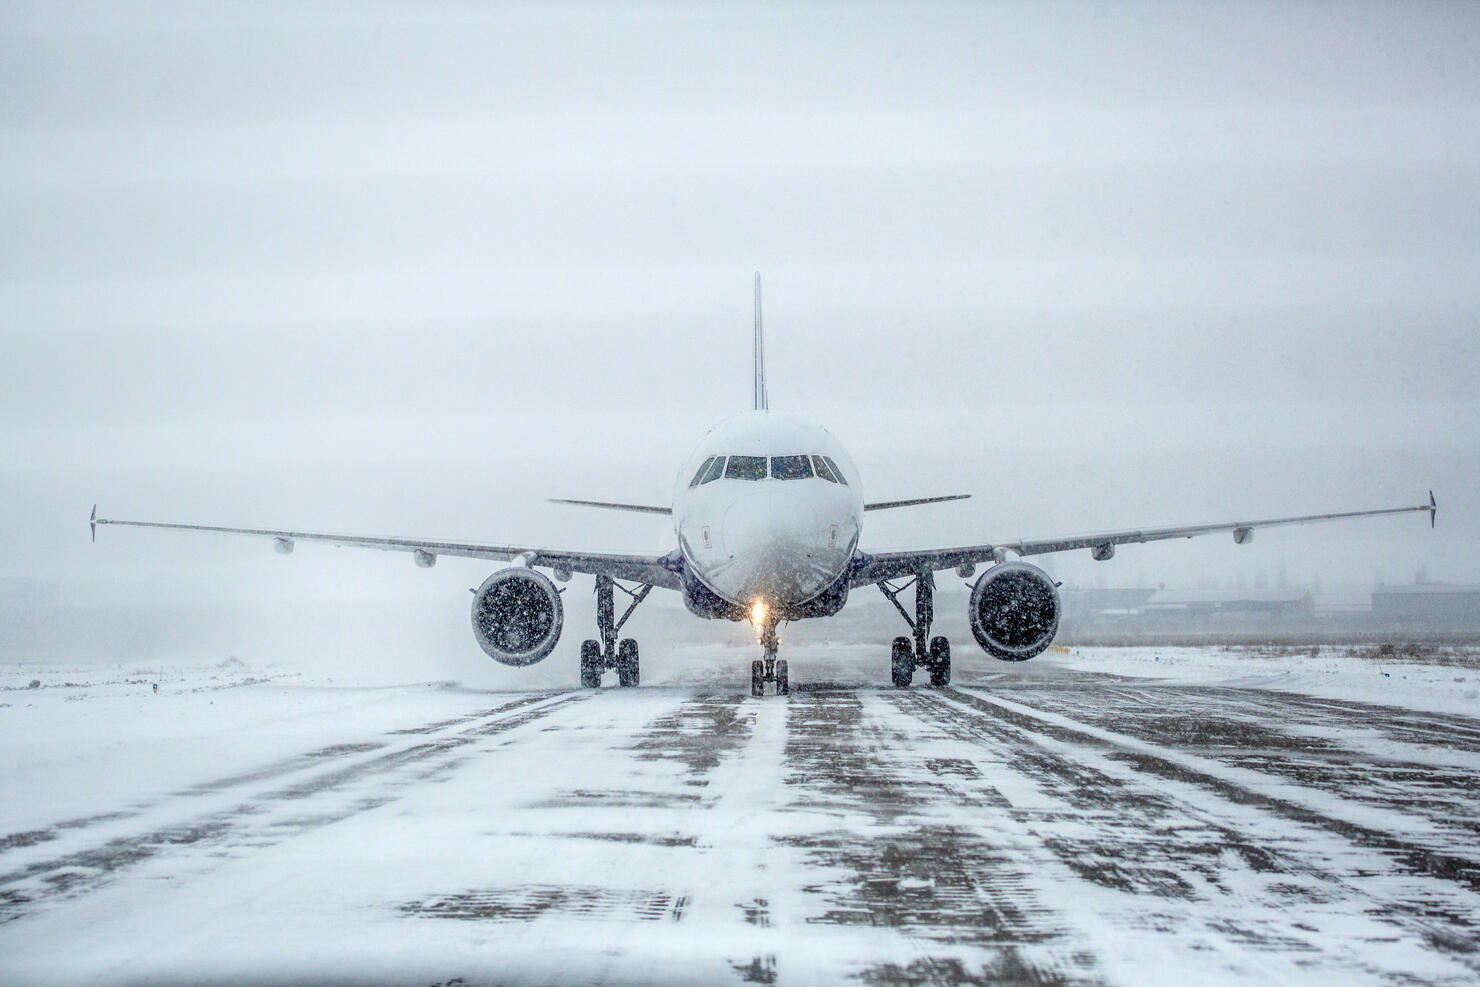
(3, 2, 1477, 665)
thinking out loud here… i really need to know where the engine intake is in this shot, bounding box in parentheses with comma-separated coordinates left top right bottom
(968, 561, 1060, 662)
(470, 568, 563, 666)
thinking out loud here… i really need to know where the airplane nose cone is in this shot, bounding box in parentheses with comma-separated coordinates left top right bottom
(722, 492, 815, 554)
(720, 493, 835, 602)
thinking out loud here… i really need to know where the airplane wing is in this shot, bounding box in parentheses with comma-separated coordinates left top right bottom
(850, 493, 1437, 586)
(90, 509, 682, 590)
(548, 495, 974, 515)
(864, 494, 970, 512)
(549, 499, 672, 515)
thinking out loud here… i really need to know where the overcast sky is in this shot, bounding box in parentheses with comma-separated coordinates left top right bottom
(3, 2, 1477, 666)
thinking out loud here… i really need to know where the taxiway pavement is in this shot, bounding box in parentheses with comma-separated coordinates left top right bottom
(2, 649, 1479, 985)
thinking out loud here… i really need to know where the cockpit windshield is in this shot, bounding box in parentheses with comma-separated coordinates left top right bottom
(723, 456, 768, 481)
(769, 455, 813, 480)
(688, 456, 716, 488)
(696, 454, 842, 483)
(699, 456, 726, 484)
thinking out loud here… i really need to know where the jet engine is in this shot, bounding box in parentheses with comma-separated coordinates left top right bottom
(968, 561, 1060, 661)
(470, 568, 564, 665)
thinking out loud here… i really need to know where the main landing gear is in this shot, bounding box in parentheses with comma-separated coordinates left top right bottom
(750, 611, 789, 698)
(581, 574, 652, 688)
(878, 570, 951, 688)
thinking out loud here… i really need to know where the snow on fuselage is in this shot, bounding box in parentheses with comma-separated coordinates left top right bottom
(672, 411, 863, 612)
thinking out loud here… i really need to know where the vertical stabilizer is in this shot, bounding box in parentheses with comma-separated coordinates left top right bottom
(753, 272, 768, 411)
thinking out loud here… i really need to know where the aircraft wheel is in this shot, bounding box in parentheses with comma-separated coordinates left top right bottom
(616, 639, 640, 688)
(928, 636, 952, 687)
(776, 660, 789, 696)
(891, 636, 915, 688)
(580, 640, 603, 689)
(751, 660, 765, 697)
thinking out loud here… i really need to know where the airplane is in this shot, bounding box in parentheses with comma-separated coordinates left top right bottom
(92, 274, 1437, 696)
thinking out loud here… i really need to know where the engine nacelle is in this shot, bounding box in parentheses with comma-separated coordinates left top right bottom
(470, 568, 563, 666)
(968, 561, 1061, 662)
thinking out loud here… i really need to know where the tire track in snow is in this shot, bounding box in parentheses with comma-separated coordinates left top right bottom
(998, 674, 1480, 760)
(778, 688, 1089, 984)
(917, 685, 1480, 979)
(949, 686, 1480, 892)
(397, 690, 772, 982)
(977, 680, 1480, 862)
(0, 691, 585, 924)
(0, 692, 563, 862)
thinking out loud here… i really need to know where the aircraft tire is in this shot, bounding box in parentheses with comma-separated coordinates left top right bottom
(580, 640, 603, 689)
(928, 636, 951, 687)
(617, 638, 640, 688)
(751, 660, 765, 697)
(776, 660, 789, 696)
(891, 636, 914, 688)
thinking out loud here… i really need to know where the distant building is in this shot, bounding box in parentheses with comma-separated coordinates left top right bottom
(1057, 582, 1480, 642)
(1059, 587, 1158, 617)
(1142, 589, 1315, 621)
(1371, 585, 1480, 628)
(1058, 587, 1318, 641)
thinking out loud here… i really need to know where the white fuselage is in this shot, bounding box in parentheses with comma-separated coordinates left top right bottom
(671, 411, 864, 611)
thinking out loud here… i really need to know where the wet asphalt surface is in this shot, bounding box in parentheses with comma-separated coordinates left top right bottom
(3, 670, 1480, 985)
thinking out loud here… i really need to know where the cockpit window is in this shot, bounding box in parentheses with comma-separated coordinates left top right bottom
(822, 456, 848, 485)
(689, 456, 716, 488)
(700, 456, 726, 484)
(724, 455, 767, 480)
(811, 455, 838, 483)
(770, 455, 813, 480)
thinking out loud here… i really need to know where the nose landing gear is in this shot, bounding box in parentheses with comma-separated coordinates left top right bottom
(879, 570, 951, 687)
(580, 574, 651, 688)
(750, 612, 789, 697)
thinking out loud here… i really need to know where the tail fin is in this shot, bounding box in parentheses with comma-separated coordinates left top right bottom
(752, 272, 768, 411)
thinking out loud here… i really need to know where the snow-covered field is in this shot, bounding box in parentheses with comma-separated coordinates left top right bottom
(3, 643, 1479, 985)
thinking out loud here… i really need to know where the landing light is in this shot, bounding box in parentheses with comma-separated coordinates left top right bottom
(751, 600, 765, 624)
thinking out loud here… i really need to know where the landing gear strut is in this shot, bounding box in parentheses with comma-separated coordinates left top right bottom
(581, 574, 651, 688)
(750, 612, 789, 697)
(878, 570, 951, 688)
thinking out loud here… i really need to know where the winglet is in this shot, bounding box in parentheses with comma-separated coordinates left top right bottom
(1430, 490, 1437, 528)
(90, 504, 97, 543)
(753, 272, 768, 411)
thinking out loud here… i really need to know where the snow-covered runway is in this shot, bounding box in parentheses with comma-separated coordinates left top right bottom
(3, 647, 1479, 985)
